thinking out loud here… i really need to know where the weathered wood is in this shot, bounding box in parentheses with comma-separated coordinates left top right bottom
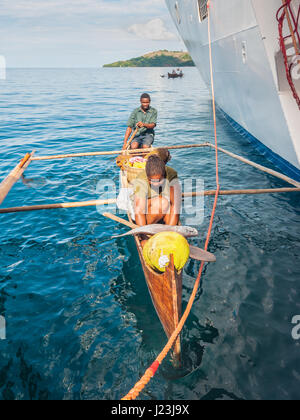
(120, 171, 182, 364)
(30, 141, 300, 190)
(189, 246, 216, 262)
(135, 228, 182, 365)
(207, 143, 300, 188)
(183, 187, 300, 197)
(1, 187, 299, 215)
(102, 212, 135, 228)
(102, 212, 216, 262)
(0, 151, 35, 205)
(0, 199, 117, 214)
(31, 143, 210, 161)
(168, 255, 181, 361)
(126, 127, 139, 150)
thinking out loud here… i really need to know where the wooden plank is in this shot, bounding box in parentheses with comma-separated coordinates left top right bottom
(0, 151, 35, 206)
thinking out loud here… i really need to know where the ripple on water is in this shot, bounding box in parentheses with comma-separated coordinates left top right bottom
(0, 68, 299, 400)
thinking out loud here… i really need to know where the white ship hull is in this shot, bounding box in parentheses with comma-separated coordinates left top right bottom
(166, 0, 300, 181)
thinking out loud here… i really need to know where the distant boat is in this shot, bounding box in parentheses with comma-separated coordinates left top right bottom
(168, 71, 184, 79)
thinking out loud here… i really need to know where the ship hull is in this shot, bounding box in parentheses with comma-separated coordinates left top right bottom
(166, 0, 300, 181)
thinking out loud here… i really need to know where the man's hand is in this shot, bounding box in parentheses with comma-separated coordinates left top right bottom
(136, 121, 144, 128)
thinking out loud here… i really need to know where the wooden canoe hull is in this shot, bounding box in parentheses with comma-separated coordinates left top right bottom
(121, 170, 183, 362)
(133, 233, 182, 362)
(168, 73, 183, 79)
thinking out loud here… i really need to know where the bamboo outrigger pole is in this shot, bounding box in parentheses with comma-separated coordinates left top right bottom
(31, 143, 210, 161)
(207, 143, 300, 188)
(0, 198, 117, 214)
(1, 143, 299, 215)
(0, 188, 299, 215)
(31, 142, 300, 188)
(0, 151, 35, 206)
(183, 187, 300, 197)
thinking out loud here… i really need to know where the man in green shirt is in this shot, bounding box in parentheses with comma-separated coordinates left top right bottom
(123, 93, 158, 150)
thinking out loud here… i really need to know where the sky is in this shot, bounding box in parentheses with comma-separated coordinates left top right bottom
(0, 0, 185, 68)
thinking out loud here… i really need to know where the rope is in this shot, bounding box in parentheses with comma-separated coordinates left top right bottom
(121, 0, 220, 400)
(276, 0, 300, 110)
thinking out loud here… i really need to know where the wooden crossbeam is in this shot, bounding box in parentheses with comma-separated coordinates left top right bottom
(0, 188, 299, 215)
(31, 144, 210, 161)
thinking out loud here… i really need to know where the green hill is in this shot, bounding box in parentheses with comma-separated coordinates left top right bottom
(103, 50, 195, 67)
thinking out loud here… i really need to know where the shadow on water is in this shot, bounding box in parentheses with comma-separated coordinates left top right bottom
(200, 388, 244, 401)
(21, 175, 47, 188)
(0, 347, 49, 400)
(110, 237, 168, 353)
(1, 68, 299, 400)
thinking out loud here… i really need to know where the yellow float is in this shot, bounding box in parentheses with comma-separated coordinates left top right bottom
(143, 231, 190, 273)
(132, 161, 146, 169)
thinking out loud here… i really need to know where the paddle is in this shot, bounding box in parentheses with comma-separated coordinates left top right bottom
(115, 127, 140, 166)
(102, 212, 216, 263)
(126, 127, 139, 151)
(189, 246, 216, 263)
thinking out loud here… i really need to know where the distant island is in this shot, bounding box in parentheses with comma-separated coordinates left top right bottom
(103, 50, 195, 68)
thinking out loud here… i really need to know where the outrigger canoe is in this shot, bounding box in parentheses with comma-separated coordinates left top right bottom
(120, 169, 182, 364)
(168, 72, 183, 79)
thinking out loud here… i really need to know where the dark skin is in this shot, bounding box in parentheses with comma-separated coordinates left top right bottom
(123, 98, 156, 150)
(135, 174, 181, 247)
(135, 174, 181, 224)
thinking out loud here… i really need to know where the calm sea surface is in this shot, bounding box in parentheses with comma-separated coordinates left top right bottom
(0, 68, 299, 400)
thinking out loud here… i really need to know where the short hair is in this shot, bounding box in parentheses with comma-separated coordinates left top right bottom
(140, 93, 151, 101)
(146, 149, 170, 164)
(146, 155, 166, 178)
(156, 148, 170, 164)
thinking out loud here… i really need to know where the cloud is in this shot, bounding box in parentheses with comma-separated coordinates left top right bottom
(128, 18, 177, 41)
(0, 0, 168, 21)
(0, 0, 183, 67)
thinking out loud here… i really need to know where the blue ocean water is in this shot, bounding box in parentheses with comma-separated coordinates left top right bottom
(0, 68, 299, 400)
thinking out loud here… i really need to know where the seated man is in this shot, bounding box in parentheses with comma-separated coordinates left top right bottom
(133, 154, 181, 227)
(123, 93, 157, 150)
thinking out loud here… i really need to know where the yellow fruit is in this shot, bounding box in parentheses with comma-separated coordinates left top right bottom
(143, 232, 190, 273)
(133, 161, 146, 169)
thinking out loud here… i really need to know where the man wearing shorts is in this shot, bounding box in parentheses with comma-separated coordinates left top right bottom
(123, 93, 157, 150)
